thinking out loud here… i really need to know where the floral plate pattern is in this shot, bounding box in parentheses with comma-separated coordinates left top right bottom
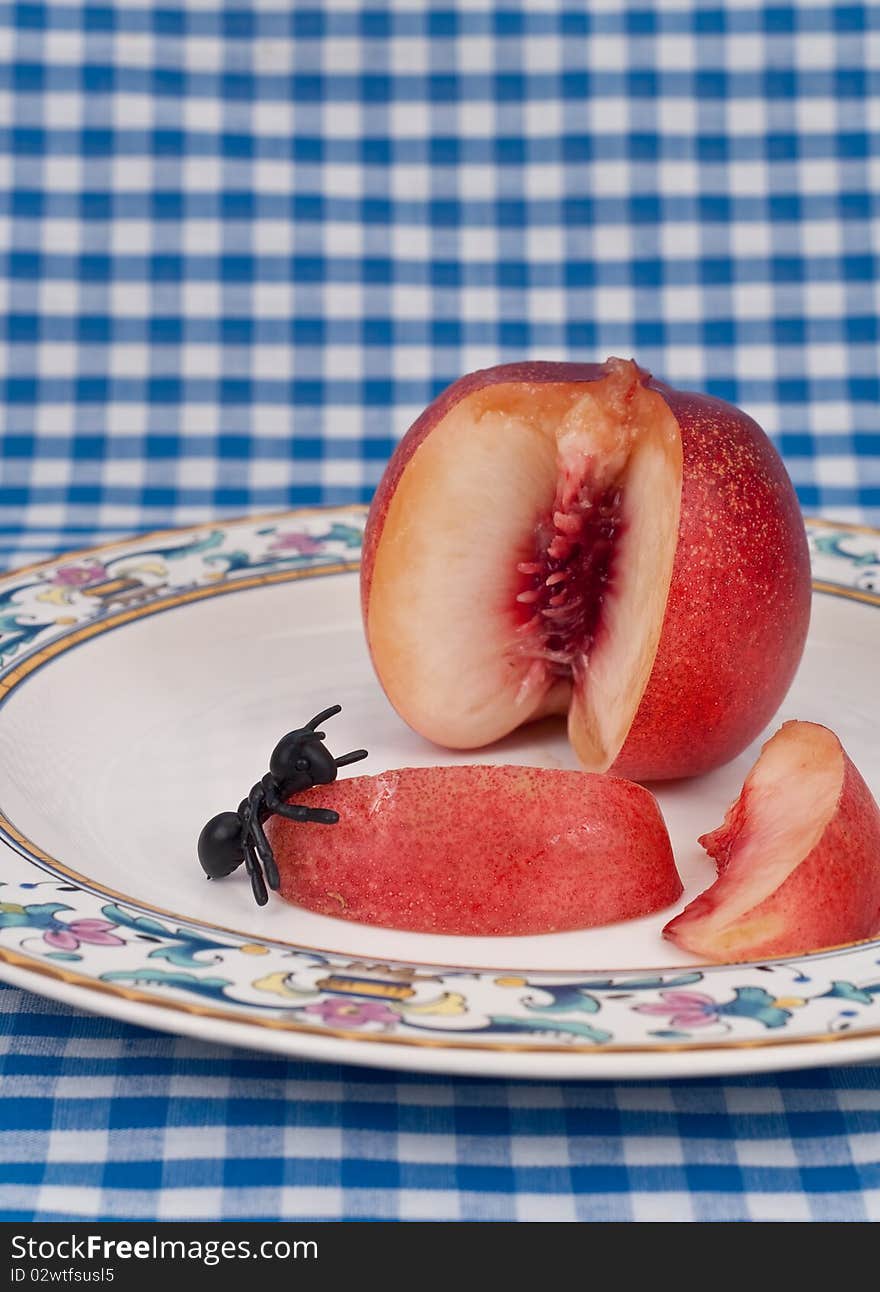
(0, 508, 878, 1079)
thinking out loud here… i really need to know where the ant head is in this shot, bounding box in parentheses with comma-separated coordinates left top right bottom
(269, 729, 338, 787)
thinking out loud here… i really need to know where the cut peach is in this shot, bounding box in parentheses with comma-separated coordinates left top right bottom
(266, 764, 682, 936)
(362, 358, 811, 780)
(664, 722, 880, 961)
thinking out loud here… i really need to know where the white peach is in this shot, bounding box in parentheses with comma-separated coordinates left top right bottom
(362, 359, 811, 780)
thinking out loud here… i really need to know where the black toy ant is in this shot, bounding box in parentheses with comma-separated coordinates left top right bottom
(197, 705, 368, 906)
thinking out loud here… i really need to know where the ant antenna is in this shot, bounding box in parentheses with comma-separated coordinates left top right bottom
(305, 704, 342, 732)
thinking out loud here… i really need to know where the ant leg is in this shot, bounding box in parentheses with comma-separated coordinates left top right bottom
(263, 781, 338, 825)
(334, 748, 368, 769)
(247, 815, 280, 892)
(273, 801, 340, 825)
(244, 787, 280, 891)
(243, 837, 269, 907)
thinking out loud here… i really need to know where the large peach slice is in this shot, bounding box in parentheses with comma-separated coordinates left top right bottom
(664, 722, 880, 961)
(362, 359, 811, 780)
(266, 765, 681, 936)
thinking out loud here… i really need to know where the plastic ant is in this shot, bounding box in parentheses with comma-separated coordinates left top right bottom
(197, 705, 368, 906)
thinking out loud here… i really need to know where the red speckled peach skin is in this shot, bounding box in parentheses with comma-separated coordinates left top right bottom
(266, 765, 682, 936)
(611, 378, 812, 779)
(664, 743, 880, 960)
(362, 362, 811, 781)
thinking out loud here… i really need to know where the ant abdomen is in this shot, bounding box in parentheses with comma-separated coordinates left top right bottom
(198, 811, 245, 878)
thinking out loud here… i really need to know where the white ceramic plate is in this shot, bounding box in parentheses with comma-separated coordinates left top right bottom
(0, 508, 877, 1080)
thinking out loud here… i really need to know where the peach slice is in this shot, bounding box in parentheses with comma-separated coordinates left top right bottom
(362, 358, 811, 780)
(266, 765, 682, 936)
(664, 722, 880, 961)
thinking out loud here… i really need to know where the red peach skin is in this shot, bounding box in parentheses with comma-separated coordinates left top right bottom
(664, 722, 880, 961)
(266, 765, 682, 936)
(361, 359, 811, 781)
(610, 378, 810, 780)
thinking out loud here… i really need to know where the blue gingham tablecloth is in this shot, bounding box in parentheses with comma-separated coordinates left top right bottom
(4, 985, 880, 1223)
(1, 0, 880, 1223)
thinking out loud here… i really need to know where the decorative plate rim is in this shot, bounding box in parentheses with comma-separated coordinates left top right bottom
(0, 507, 878, 1067)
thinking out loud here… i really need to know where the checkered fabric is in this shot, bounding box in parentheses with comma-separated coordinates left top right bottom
(2, 986, 880, 1223)
(2, 0, 880, 1224)
(2, 0, 880, 572)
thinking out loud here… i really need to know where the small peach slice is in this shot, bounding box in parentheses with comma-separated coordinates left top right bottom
(664, 722, 880, 962)
(266, 765, 682, 936)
